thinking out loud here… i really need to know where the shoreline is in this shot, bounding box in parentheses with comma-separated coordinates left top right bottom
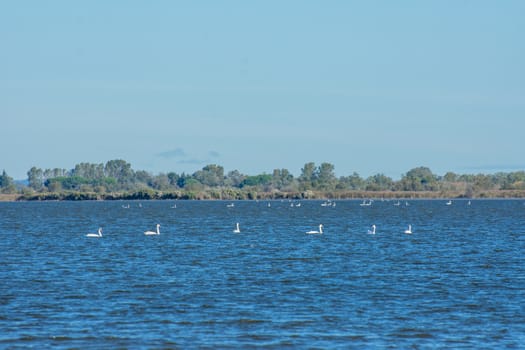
(3, 190, 525, 202)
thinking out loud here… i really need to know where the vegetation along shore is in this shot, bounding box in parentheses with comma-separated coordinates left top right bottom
(1, 160, 525, 201)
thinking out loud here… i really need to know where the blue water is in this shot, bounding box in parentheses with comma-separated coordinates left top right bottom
(1, 200, 524, 348)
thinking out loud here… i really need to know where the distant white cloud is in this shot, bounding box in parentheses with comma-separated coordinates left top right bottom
(156, 148, 222, 167)
(157, 148, 186, 159)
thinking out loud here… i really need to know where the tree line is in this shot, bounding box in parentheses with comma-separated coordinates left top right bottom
(1, 159, 525, 200)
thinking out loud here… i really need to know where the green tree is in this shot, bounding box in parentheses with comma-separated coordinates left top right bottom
(271, 168, 295, 190)
(298, 162, 316, 190)
(150, 173, 170, 191)
(316, 162, 337, 191)
(225, 170, 245, 188)
(400, 167, 438, 191)
(134, 170, 154, 186)
(338, 172, 365, 190)
(443, 172, 458, 183)
(241, 174, 272, 189)
(472, 174, 495, 191)
(44, 168, 69, 179)
(46, 179, 63, 192)
(365, 173, 394, 191)
(167, 172, 180, 188)
(193, 164, 224, 187)
(458, 174, 476, 183)
(104, 159, 134, 185)
(46, 176, 90, 190)
(501, 171, 525, 190)
(0, 170, 16, 193)
(184, 178, 204, 191)
(100, 177, 118, 192)
(27, 166, 44, 190)
(72, 163, 104, 179)
(177, 173, 191, 188)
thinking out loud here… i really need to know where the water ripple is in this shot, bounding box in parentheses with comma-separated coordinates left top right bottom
(1, 200, 524, 348)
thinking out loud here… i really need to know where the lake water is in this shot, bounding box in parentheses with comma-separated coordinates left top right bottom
(1, 199, 524, 348)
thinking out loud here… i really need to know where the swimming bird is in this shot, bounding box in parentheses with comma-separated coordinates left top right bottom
(144, 224, 160, 235)
(306, 224, 323, 234)
(404, 225, 412, 234)
(233, 222, 241, 233)
(367, 224, 376, 235)
(86, 228, 102, 238)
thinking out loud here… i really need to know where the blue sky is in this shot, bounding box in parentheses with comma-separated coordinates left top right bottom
(2, 1, 524, 180)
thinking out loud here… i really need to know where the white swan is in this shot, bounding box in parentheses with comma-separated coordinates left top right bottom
(144, 224, 160, 235)
(446, 200, 452, 205)
(367, 224, 376, 235)
(86, 228, 102, 238)
(306, 224, 323, 234)
(233, 222, 241, 233)
(404, 225, 412, 234)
